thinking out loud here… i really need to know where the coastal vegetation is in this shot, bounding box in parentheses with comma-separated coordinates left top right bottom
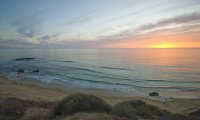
(0, 93, 200, 120)
(52, 93, 111, 116)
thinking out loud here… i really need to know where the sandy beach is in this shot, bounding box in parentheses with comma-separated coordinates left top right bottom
(1, 75, 200, 115)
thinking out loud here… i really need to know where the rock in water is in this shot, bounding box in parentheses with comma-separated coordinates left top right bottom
(17, 69, 25, 74)
(33, 70, 39, 73)
(14, 58, 35, 61)
(149, 92, 159, 96)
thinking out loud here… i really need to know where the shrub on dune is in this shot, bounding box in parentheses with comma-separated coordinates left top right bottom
(62, 112, 130, 120)
(52, 93, 111, 116)
(113, 100, 142, 120)
(189, 108, 200, 117)
(135, 104, 165, 118)
(0, 98, 29, 119)
(188, 109, 200, 120)
(0, 98, 54, 120)
(113, 100, 169, 119)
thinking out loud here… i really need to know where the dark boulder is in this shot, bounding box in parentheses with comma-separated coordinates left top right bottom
(33, 70, 39, 73)
(149, 92, 159, 96)
(17, 69, 25, 74)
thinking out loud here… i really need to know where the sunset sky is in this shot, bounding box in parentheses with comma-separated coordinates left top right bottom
(0, 0, 200, 48)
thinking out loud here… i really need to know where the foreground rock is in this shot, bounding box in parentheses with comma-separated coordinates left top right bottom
(14, 58, 35, 61)
(149, 92, 159, 96)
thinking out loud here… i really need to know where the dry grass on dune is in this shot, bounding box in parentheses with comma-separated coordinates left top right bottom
(52, 93, 111, 116)
(1, 93, 200, 120)
(62, 112, 129, 120)
(113, 100, 168, 119)
(0, 98, 54, 120)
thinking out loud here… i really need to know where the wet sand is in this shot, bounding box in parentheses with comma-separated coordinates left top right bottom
(0, 75, 200, 115)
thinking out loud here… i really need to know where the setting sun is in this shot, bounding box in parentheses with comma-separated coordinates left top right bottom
(150, 43, 177, 48)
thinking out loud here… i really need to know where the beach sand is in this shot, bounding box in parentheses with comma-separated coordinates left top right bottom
(0, 75, 200, 115)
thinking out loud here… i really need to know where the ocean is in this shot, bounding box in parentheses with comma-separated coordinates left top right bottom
(0, 49, 200, 98)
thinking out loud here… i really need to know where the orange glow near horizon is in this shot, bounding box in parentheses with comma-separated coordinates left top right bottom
(149, 43, 179, 48)
(104, 34, 200, 48)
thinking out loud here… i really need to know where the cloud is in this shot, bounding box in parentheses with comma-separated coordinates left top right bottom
(11, 20, 40, 38)
(38, 14, 200, 48)
(136, 12, 200, 31)
(64, 8, 103, 27)
(10, 11, 44, 38)
(64, 15, 91, 27)
(94, 2, 161, 26)
(16, 27, 38, 38)
(41, 35, 50, 41)
(0, 39, 34, 45)
(39, 33, 61, 44)
(35, 40, 96, 49)
(97, 12, 200, 42)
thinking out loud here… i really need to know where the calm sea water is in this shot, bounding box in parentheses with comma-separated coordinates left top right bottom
(0, 49, 200, 98)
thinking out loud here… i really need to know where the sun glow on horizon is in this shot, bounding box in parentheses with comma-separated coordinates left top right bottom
(149, 43, 178, 48)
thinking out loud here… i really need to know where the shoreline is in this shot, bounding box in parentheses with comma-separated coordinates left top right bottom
(5, 72, 200, 100)
(1, 75, 200, 114)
